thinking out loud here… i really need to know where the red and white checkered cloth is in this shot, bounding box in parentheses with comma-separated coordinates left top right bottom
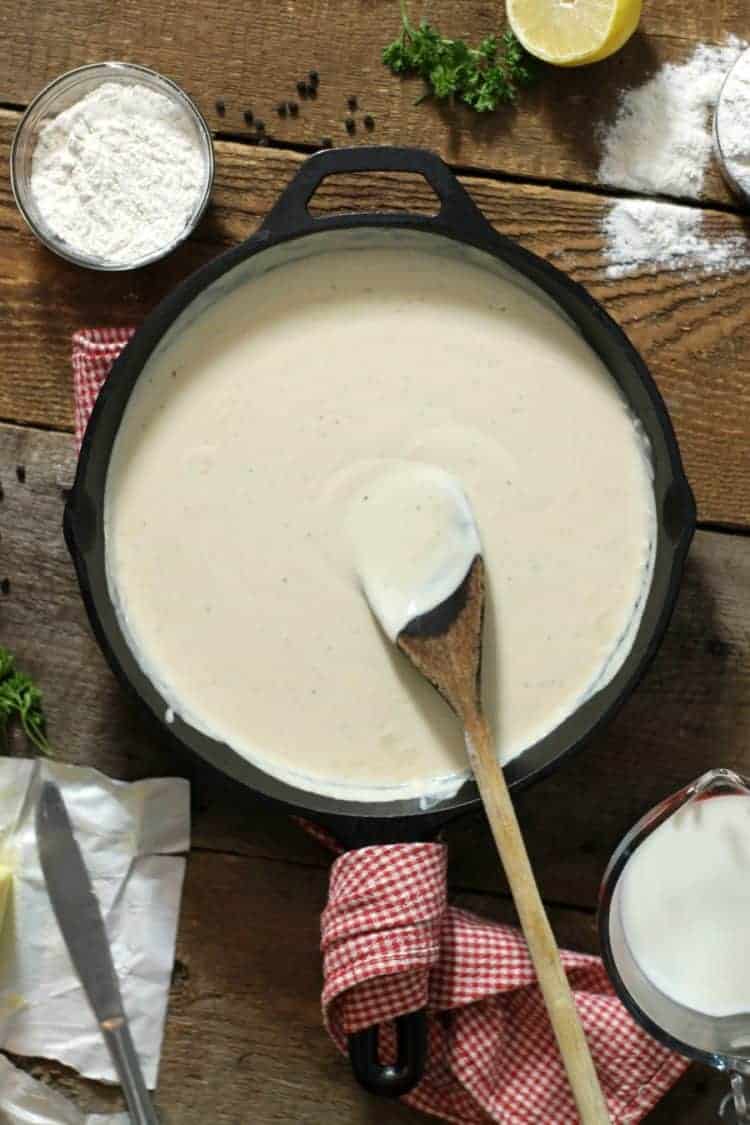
(72, 327, 136, 450)
(322, 842, 688, 1124)
(72, 330, 690, 1125)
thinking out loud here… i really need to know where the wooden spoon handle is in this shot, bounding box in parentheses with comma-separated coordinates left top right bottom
(465, 714, 611, 1125)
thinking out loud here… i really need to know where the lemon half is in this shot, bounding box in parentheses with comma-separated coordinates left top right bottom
(507, 0, 642, 67)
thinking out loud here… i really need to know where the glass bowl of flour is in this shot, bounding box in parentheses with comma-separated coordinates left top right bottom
(714, 46, 750, 206)
(10, 61, 214, 270)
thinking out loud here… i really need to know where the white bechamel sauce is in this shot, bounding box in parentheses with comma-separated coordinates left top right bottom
(620, 795, 750, 1018)
(349, 462, 481, 641)
(104, 240, 656, 802)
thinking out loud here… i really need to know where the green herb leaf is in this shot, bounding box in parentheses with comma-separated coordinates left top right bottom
(0, 646, 53, 757)
(382, 39, 412, 74)
(382, 4, 537, 112)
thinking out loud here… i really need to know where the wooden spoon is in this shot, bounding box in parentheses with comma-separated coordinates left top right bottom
(394, 554, 610, 1122)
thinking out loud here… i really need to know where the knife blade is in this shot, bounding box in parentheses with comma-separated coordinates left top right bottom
(36, 778, 124, 1023)
(36, 779, 159, 1125)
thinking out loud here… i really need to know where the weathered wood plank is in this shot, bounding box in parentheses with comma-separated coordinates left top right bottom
(0, 0, 747, 202)
(2, 3, 746, 1117)
(1, 421, 748, 912)
(0, 112, 749, 526)
(7, 850, 728, 1123)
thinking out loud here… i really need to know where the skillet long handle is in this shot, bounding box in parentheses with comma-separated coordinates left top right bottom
(103, 1019, 160, 1125)
(348, 1009, 428, 1098)
(465, 713, 611, 1125)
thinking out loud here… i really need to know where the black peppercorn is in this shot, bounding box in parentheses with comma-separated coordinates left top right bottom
(0, 484, 4, 502)
(277, 102, 288, 117)
(297, 80, 308, 98)
(321, 137, 333, 148)
(306, 83, 317, 99)
(288, 100, 299, 116)
(255, 119, 266, 133)
(347, 95, 358, 111)
(15, 465, 25, 483)
(345, 116, 355, 134)
(1, 578, 10, 596)
(244, 109, 254, 125)
(364, 114, 375, 130)
(215, 98, 226, 116)
(309, 69, 319, 84)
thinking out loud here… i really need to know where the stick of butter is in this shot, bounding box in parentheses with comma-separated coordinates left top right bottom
(0, 863, 12, 933)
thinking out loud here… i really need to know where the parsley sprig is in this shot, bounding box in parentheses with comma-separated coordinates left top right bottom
(383, 0, 536, 112)
(0, 646, 53, 757)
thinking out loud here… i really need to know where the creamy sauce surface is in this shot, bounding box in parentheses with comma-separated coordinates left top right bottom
(620, 795, 750, 1018)
(105, 242, 656, 801)
(349, 463, 481, 641)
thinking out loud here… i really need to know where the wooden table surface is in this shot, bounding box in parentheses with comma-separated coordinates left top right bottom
(1, 2, 748, 1121)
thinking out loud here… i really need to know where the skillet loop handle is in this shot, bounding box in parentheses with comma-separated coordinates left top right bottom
(347, 1008, 428, 1099)
(261, 146, 490, 238)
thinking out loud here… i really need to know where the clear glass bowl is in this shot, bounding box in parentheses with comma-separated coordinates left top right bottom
(599, 768, 750, 1123)
(714, 47, 750, 207)
(10, 61, 215, 271)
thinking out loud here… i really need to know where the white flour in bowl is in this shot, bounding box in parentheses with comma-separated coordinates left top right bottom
(30, 81, 207, 265)
(597, 38, 750, 277)
(715, 47, 750, 200)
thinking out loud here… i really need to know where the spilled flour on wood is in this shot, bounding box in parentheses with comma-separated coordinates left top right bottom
(602, 199, 750, 279)
(597, 38, 750, 277)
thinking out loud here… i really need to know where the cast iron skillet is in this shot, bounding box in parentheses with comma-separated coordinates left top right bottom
(64, 146, 696, 1098)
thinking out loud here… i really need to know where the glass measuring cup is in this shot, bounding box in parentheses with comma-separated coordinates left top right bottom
(599, 769, 750, 1123)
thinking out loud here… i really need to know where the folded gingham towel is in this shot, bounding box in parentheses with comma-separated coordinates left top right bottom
(322, 843, 688, 1125)
(72, 327, 136, 449)
(72, 329, 689, 1124)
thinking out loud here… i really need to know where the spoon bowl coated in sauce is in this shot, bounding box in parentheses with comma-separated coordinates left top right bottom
(349, 462, 481, 641)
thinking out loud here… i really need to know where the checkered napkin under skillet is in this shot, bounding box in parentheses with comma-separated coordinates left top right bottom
(72, 328, 689, 1124)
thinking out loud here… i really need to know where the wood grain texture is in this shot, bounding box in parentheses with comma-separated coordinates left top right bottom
(0, 426, 745, 1121)
(2, 3, 748, 1118)
(1, 111, 749, 526)
(0, 0, 748, 202)
(4, 852, 729, 1124)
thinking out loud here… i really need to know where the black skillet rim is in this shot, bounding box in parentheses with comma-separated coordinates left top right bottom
(63, 146, 696, 827)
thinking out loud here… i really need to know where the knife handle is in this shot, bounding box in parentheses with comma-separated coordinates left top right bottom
(103, 1018, 161, 1125)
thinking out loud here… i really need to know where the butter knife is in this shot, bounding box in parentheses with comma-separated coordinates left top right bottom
(36, 779, 160, 1125)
